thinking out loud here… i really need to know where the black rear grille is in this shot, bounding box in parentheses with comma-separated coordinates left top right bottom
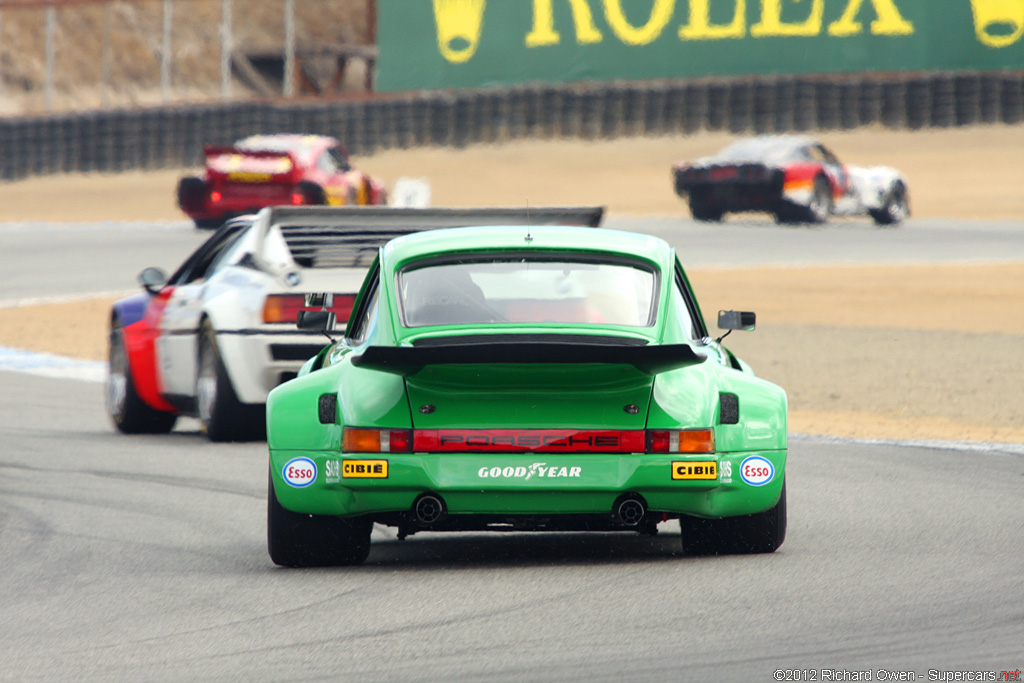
(270, 343, 328, 361)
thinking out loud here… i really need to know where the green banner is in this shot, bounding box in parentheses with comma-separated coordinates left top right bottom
(376, 0, 1024, 91)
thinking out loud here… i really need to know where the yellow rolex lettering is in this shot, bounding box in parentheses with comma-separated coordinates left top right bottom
(970, 0, 1024, 48)
(433, 0, 487, 64)
(526, 0, 604, 47)
(752, 0, 825, 37)
(679, 0, 747, 41)
(603, 0, 674, 45)
(827, 0, 913, 37)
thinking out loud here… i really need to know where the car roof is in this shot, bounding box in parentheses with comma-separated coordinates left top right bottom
(713, 135, 819, 162)
(235, 134, 337, 159)
(381, 226, 672, 269)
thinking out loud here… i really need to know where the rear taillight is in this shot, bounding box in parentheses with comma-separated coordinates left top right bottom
(413, 429, 646, 453)
(647, 429, 715, 454)
(263, 293, 357, 324)
(263, 294, 306, 323)
(290, 192, 305, 205)
(380, 429, 716, 454)
(343, 428, 412, 453)
(210, 190, 222, 203)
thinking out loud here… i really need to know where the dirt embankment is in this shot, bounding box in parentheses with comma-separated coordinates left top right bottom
(1, 125, 1022, 444)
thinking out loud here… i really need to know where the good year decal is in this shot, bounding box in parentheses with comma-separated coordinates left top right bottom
(478, 463, 582, 479)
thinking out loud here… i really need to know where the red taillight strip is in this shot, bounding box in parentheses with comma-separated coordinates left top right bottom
(413, 430, 646, 453)
(342, 428, 715, 454)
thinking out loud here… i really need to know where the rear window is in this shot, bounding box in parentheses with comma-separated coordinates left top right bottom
(398, 256, 658, 328)
(716, 139, 804, 164)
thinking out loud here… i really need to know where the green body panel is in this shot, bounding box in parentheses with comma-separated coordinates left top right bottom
(267, 226, 787, 524)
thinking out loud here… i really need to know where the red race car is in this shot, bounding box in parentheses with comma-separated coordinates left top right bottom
(177, 134, 388, 229)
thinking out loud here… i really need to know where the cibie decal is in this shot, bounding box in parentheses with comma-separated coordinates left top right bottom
(343, 460, 389, 479)
(671, 461, 717, 480)
(282, 457, 317, 488)
(739, 456, 774, 486)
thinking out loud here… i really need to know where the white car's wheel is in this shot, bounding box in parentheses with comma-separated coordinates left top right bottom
(106, 319, 177, 434)
(804, 176, 832, 224)
(869, 182, 909, 226)
(196, 320, 265, 442)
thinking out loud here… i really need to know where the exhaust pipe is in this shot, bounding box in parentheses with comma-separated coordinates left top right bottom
(614, 496, 647, 526)
(412, 493, 446, 526)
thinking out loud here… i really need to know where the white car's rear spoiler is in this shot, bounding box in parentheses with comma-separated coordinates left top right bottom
(257, 206, 605, 269)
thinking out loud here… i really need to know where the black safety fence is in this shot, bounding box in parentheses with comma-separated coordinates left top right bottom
(1, 70, 1023, 181)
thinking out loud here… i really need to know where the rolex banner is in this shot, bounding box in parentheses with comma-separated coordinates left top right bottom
(376, 0, 1024, 92)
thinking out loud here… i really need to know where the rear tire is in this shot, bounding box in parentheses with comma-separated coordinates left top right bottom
(778, 176, 831, 224)
(177, 176, 207, 210)
(268, 469, 373, 567)
(193, 218, 223, 230)
(196, 320, 265, 442)
(804, 176, 832, 224)
(680, 480, 787, 556)
(296, 180, 326, 205)
(106, 319, 177, 434)
(688, 194, 723, 222)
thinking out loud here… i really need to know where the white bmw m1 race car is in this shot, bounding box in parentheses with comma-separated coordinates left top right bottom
(105, 206, 604, 441)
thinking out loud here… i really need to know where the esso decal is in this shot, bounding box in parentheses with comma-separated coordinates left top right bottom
(282, 457, 317, 488)
(739, 456, 774, 486)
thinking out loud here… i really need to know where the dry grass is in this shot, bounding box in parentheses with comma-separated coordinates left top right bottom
(0, 0, 369, 114)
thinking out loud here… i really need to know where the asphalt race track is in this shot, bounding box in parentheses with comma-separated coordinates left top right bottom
(2, 217, 1023, 681)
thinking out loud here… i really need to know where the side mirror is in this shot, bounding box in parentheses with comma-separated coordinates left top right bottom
(297, 310, 336, 332)
(718, 310, 756, 331)
(138, 267, 167, 294)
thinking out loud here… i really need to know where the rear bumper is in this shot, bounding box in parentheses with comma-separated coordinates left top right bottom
(269, 449, 787, 520)
(683, 181, 786, 210)
(216, 330, 330, 404)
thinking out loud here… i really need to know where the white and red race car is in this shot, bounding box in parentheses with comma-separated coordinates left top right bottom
(673, 135, 909, 226)
(105, 206, 604, 441)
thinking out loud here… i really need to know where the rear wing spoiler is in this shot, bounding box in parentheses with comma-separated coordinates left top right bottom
(259, 206, 605, 269)
(203, 145, 295, 160)
(263, 205, 604, 229)
(203, 146, 298, 182)
(350, 339, 706, 377)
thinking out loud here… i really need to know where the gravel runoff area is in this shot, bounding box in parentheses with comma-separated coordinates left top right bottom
(0, 125, 1022, 444)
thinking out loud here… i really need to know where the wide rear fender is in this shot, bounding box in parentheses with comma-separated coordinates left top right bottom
(847, 164, 906, 209)
(647, 367, 786, 453)
(267, 361, 410, 452)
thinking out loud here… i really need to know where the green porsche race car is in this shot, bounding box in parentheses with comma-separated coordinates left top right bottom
(266, 221, 787, 567)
